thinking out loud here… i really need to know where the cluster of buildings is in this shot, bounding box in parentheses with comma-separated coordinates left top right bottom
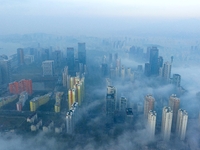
(30, 92, 52, 111)
(101, 53, 135, 81)
(9, 79, 33, 95)
(145, 94, 188, 141)
(28, 113, 65, 134)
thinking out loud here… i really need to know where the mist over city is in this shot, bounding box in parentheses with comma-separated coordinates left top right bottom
(0, 0, 200, 150)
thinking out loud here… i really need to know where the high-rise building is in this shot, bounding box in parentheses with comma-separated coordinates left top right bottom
(119, 96, 127, 111)
(42, 60, 54, 76)
(163, 62, 171, 81)
(106, 86, 117, 116)
(53, 50, 62, 67)
(149, 47, 159, 75)
(169, 94, 180, 132)
(62, 66, 69, 88)
(172, 74, 181, 87)
(144, 95, 155, 118)
(0, 59, 11, 84)
(176, 109, 188, 140)
(78, 43, 86, 65)
(17, 48, 25, 65)
(67, 48, 75, 75)
(147, 110, 156, 139)
(158, 56, 163, 68)
(161, 106, 173, 141)
(144, 63, 151, 77)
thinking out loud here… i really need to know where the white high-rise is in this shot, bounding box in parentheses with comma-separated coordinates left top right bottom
(176, 109, 188, 140)
(161, 106, 173, 141)
(147, 110, 156, 139)
(163, 62, 171, 81)
(42, 60, 54, 76)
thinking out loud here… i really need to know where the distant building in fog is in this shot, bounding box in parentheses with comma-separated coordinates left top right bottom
(67, 47, 75, 75)
(162, 106, 173, 141)
(42, 60, 54, 76)
(78, 43, 86, 65)
(149, 47, 159, 76)
(106, 86, 117, 116)
(172, 74, 181, 87)
(17, 48, 25, 65)
(119, 96, 127, 111)
(162, 61, 172, 81)
(0, 59, 12, 84)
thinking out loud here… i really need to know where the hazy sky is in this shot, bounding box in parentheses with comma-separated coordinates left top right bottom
(1, 0, 200, 36)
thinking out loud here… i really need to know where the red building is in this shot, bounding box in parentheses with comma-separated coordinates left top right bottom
(9, 79, 33, 95)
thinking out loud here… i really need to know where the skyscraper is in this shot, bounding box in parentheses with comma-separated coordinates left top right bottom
(119, 96, 127, 111)
(147, 110, 156, 139)
(78, 43, 86, 65)
(0, 59, 11, 84)
(176, 109, 188, 140)
(67, 47, 75, 75)
(42, 60, 54, 76)
(163, 61, 171, 81)
(17, 48, 25, 65)
(162, 106, 173, 141)
(172, 74, 181, 87)
(144, 95, 155, 118)
(169, 94, 180, 132)
(106, 86, 117, 116)
(149, 47, 159, 75)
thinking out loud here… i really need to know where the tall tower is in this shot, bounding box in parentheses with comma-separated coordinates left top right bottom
(42, 60, 54, 76)
(176, 109, 188, 140)
(17, 48, 25, 65)
(119, 96, 127, 111)
(163, 62, 171, 81)
(78, 43, 86, 65)
(149, 47, 159, 76)
(67, 47, 75, 75)
(106, 86, 117, 116)
(0, 59, 11, 84)
(147, 110, 156, 139)
(144, 95, 155, 118)
(161, 106, 173, 141)
(172, 74, 181, 87)
(169, 94, 180, 132)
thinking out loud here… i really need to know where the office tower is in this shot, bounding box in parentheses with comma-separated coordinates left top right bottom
(62, 66, 68, 87)
(162, 106, 173, 141)
(145, 63, 151, 77)
(176, 109, 188, 140)
(149, 47, 159, 75)
(106, 86, 117, 116)
(53, 50, 62, 67)
(101, 64, 108, 77)
(17, 48, 25, 65)
(109, 53, 112, 64)
(144, 95, 155, 118)
(67, 47, 75, 75)
(172, 74, 181, 87)
(119, 96, 127, 111)
(147, 110, 156, 139)
(0, 59, 11, 84)
(163, 62, 171, 81)
(158, 56, 163, 68)
(78, 43, 86, 65)
(169, 94, 180, 132)
(42, 60, 54, 76)
(121, 66, 125, 80)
